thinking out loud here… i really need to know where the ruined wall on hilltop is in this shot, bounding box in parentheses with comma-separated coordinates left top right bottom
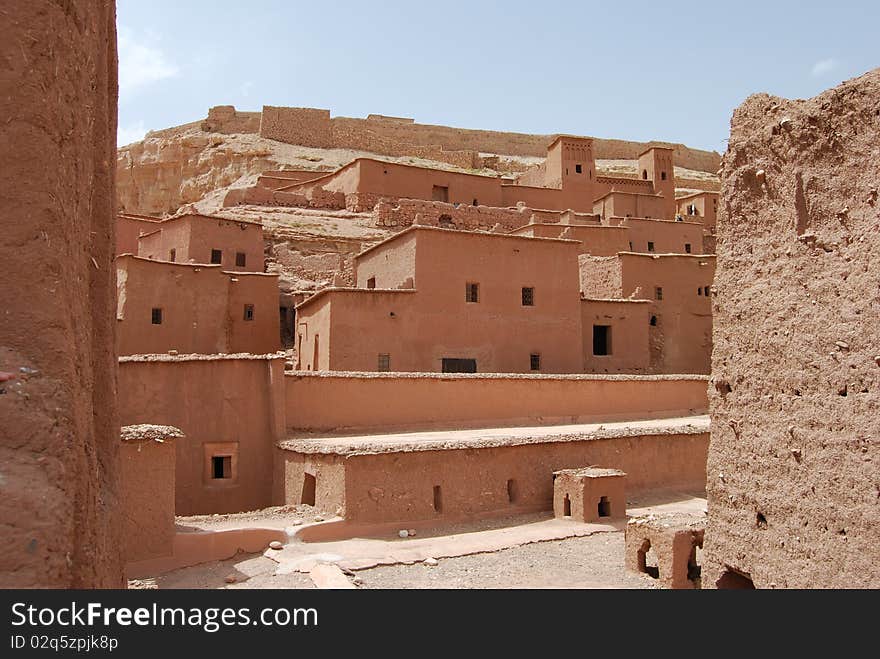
(258, 106, 722, 172)
(0, 0, 122, 588)
(704, 69, 880, 589)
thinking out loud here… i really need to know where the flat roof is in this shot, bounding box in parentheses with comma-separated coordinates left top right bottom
(637, 145, 675, 157)
(279, 415, 710, 456)
(593, 189, 663, 202)
(354, 224, 580, 260)
(159, 212, 263, 228)
(581, 297, 652, 303)
(547, 134, 594, 149)
(119, 352, 286, 363)
(617, 252, 716, 261)
(295, 286, 417, 312)
(116, 253, 278, 276)
(509, 222, 626, 234)
(615, 216, 704, 227)
(676, 190, 719, 201)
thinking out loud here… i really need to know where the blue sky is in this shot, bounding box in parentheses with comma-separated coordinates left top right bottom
(117, 0, 879, 152)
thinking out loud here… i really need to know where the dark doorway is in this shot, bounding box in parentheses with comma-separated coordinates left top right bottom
(563, 494, 571, 517)
(597, 496, 611, 517)
(442, 358, 476, 373)
(301, 473, 316, 506)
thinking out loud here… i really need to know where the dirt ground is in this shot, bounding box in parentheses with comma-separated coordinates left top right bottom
(132, 531, 658, 590)
(356, 532, 658, 589)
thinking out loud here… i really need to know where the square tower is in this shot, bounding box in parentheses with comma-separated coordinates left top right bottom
(546, 135, 596, 198)
(638, 147, 676, 220)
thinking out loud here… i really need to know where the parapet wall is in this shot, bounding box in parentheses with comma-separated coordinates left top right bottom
(285, 372, 709, 432)
(373, 198, 529, 231)
(704, 69, 880, 588)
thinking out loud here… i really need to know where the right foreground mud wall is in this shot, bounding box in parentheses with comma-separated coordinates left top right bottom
(704, 70, 880, 588)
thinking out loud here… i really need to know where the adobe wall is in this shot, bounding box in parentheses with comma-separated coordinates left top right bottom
(284, 372, 709, 432)
(118, 355, 286, 516)
(117, 215, 160, 255)
(703, 70, 880, 588)
(144, 214, 265, 271)
(0, 0, 121, 588)
(579, 255, 623, 298)
(279, 428, 709, 524)
(616, 217, 705, 254)
(373, 198, 528, 231)
(120, 426, 180, 564)
(618, 254, 715, 375)
(295, 291, 334, 371)
(594, 193, 669, 222)
(116, 256, 280, 356)
(355, 230, 418, 289)
(201, 105, 261, 134)
(513, 223, 630, 256)
(581, 300, 651, 373)
(260, 106, 332, 148)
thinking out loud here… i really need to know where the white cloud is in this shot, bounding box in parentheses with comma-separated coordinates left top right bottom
(811, 58, 837, 76)
(117, 120, 147, 147)
(118, 26, 179, 96)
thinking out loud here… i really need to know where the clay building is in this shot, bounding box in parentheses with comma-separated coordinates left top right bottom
(229, 137, 684, 219)
(116, 255, 280, 356)
(703, 70, 880, 588)
(676, 191, 719, 229)
(117, 212, 161, 255)
(134, 212, 265, 272)
(579, 253, 715, 374)
(119, 354, 286, 516)
(295, 226, 584, 373)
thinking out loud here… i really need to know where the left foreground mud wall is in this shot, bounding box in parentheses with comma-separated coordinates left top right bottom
(0, 1, 121, 587)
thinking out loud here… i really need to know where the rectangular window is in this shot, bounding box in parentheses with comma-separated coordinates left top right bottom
(442, 358, 477, 373)
(378, 353, 390, 372)
(655, 286, 663, 301)
(530, 353, 541, 371)
(211, 455, 232, 479)
(367, 277, 376, 289)
(431, 185, 449, 203)
(466, 282, 479, 303)
(243, 304, 254, 321)
(168, 248, 176, 262)
(647, 241, 655, 252)
(235, 252, 246, 267)
(685, 243, 692, 253)
(210, 249, 222, 264)
(593, 325, 612, 356)
(575, 164, 582, 174)
(151, 308, 162, 325)
(521, 287, 534, 306)
(698, 287, 703, 296)
(704, 286, 711, 296)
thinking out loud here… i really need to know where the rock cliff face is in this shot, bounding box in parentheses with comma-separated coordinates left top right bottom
(117, 131, 280, 216)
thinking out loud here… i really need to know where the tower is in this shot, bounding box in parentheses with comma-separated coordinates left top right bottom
(638, 147, 676, 220)
(545, 135, 596, 207)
